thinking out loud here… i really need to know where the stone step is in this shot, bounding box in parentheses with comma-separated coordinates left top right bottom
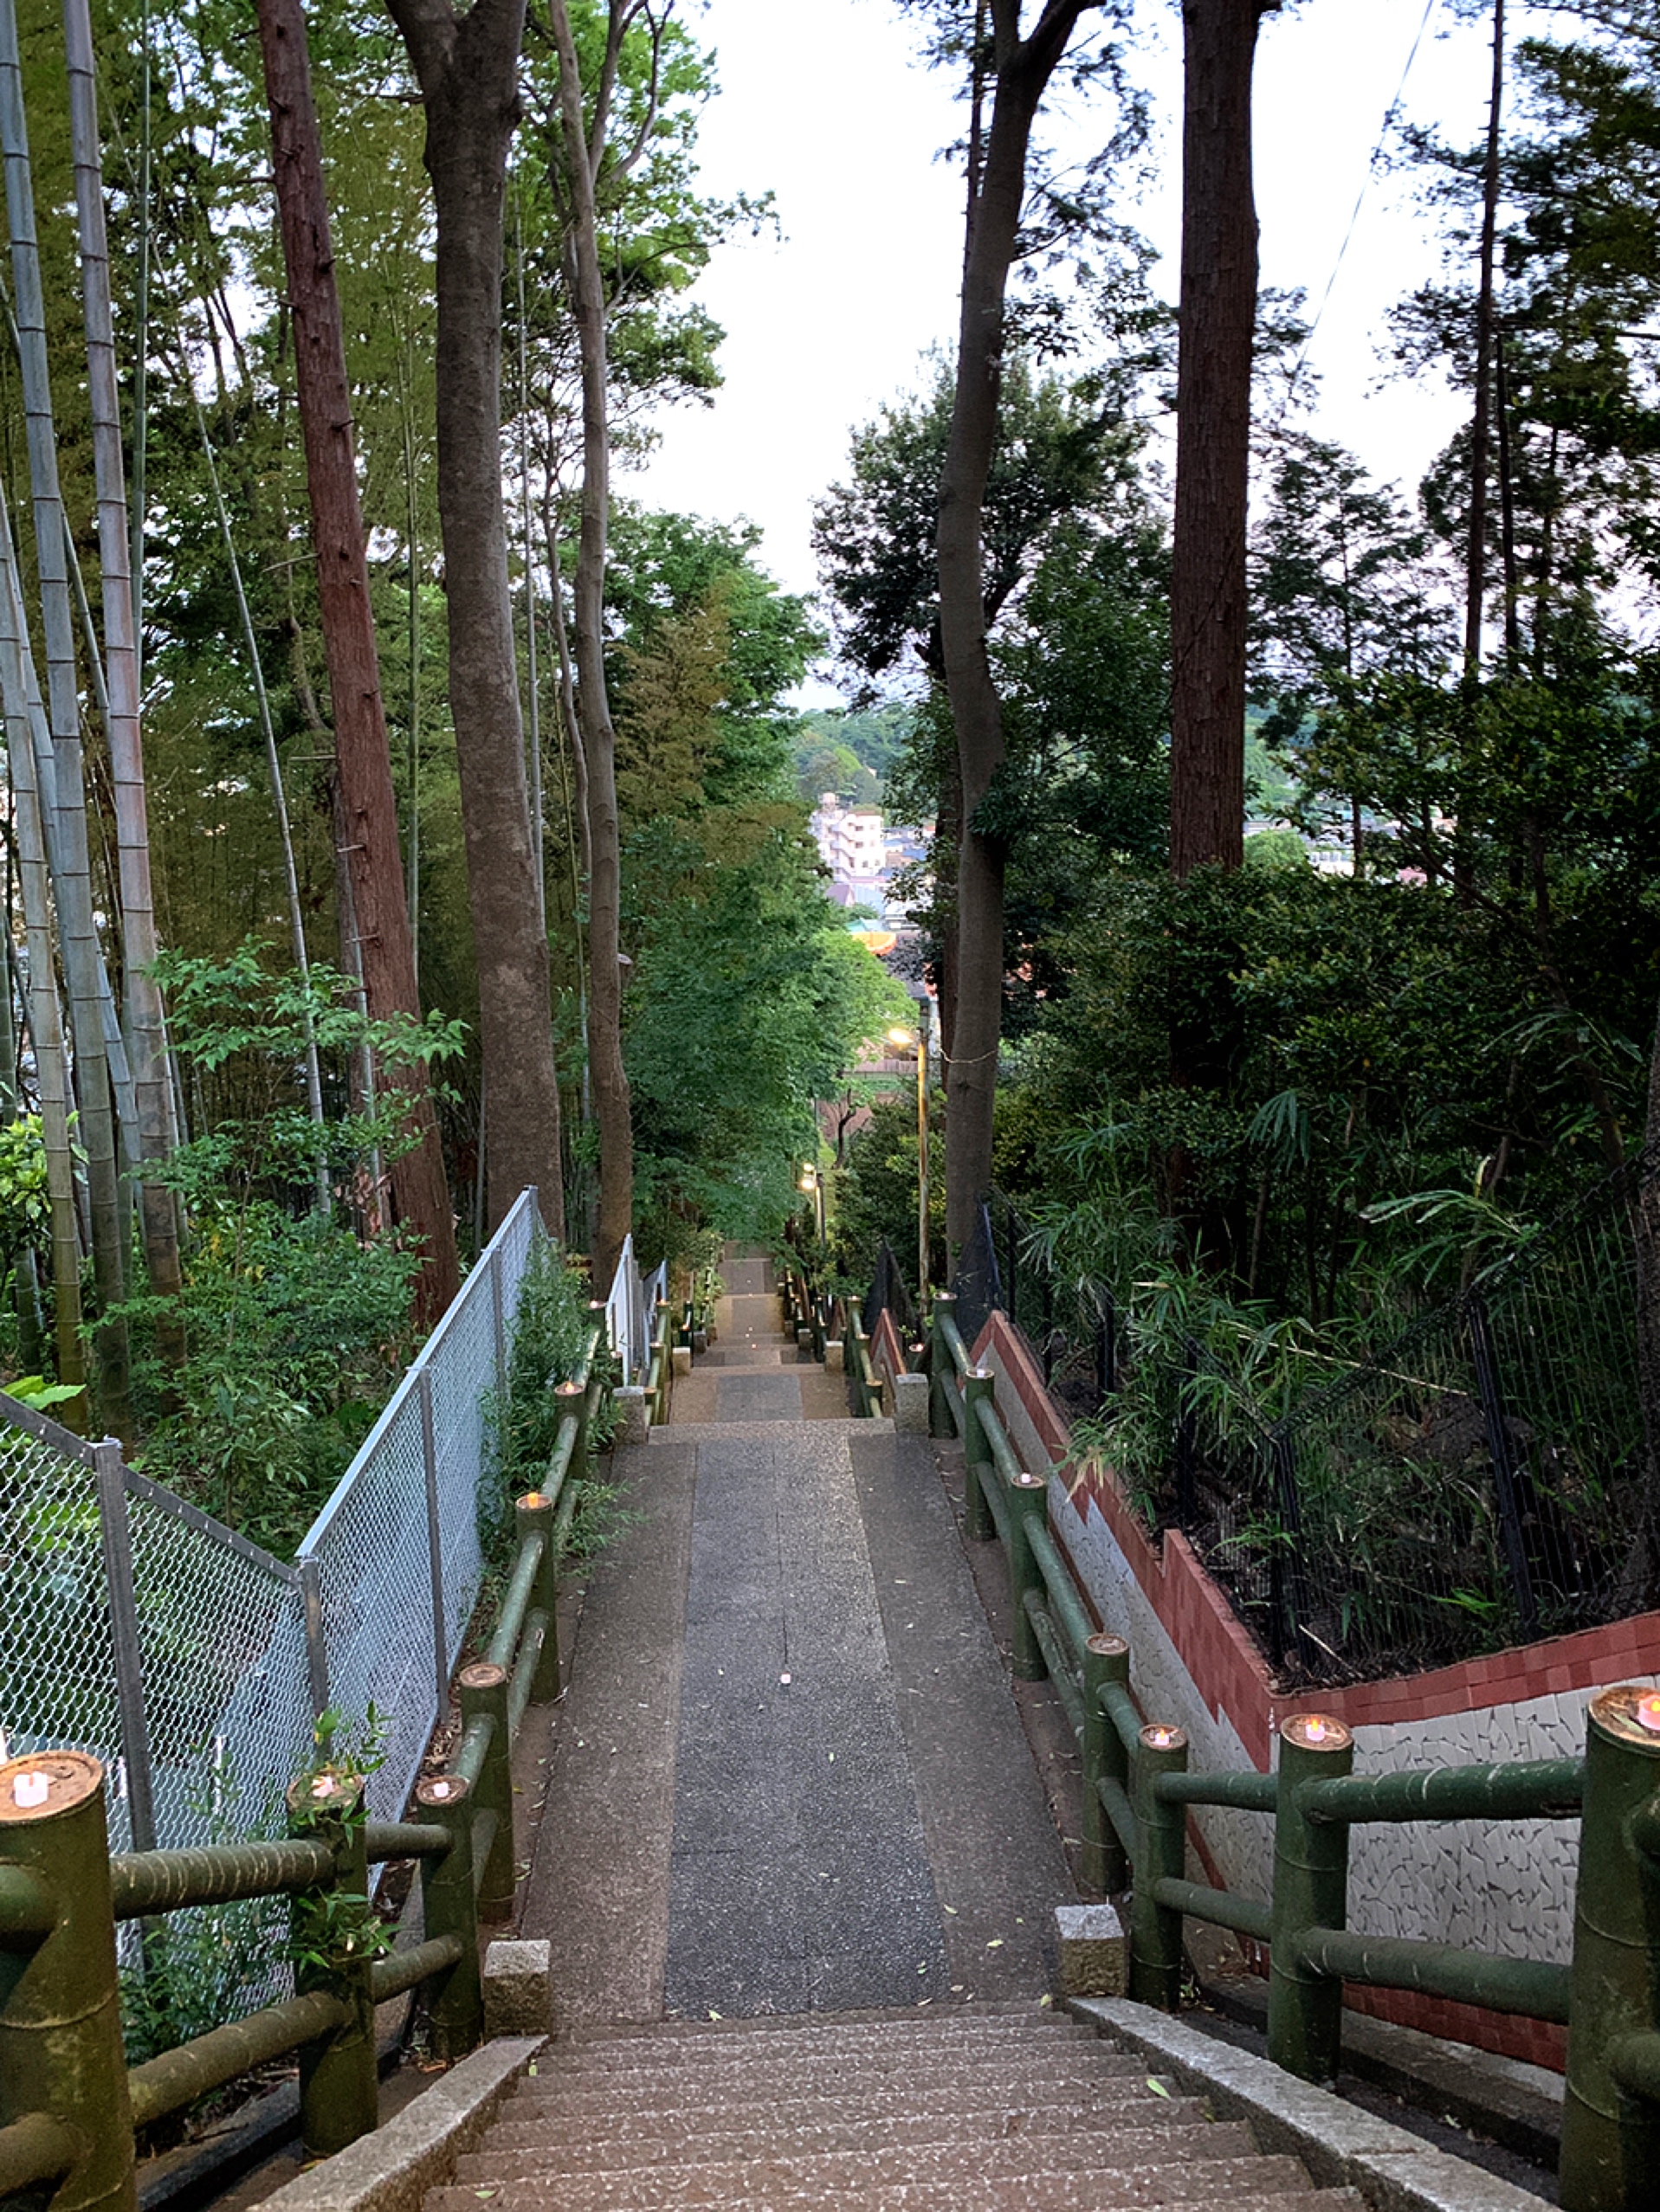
(549, 2022, 1099, 2073)
(451, 2135, 1296, 2201)
(559, 2001, 1063, 2045)
(437, 2179, 1356, 2212)
(482, 2091, 1211, 2157)
(503, 2052, 1155, 2112)
(455, 2106, 1256, 2177)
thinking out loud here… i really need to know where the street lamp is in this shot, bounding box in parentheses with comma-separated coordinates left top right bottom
(798, 1164, 826, 1254)
(885, 1007, 931, 1302)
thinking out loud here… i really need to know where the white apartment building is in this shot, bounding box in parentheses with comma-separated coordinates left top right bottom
(810, 794, 886, 882)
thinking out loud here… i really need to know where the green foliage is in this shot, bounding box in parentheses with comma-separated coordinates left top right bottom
(830, 1093, 944, 1297)
(495, 1237, 595, 1507)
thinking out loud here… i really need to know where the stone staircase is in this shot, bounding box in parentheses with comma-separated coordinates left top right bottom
(428, 2007, 1365, 2210)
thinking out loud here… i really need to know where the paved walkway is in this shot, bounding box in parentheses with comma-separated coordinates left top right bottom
(525, 1248, 1074, 2025)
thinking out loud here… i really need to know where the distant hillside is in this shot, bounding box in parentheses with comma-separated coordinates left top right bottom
(793, 704, 914, 809)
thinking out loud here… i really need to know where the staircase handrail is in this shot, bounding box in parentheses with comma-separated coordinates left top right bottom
(0, 1325, 608, 2200)
(927, 1304, 1660, 2212)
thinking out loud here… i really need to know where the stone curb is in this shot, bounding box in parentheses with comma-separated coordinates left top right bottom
(256, 2038, 544, 2212)
(1068, 1999, 1554, 2212)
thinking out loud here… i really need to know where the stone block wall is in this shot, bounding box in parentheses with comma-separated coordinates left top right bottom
(969, 1307, 1660, 2072)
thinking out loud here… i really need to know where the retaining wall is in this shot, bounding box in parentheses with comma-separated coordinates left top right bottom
(971, 1308, 1660, 2072)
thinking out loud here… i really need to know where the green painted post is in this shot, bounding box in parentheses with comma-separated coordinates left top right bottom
(412, 1773, 482, 2059)
(1268, 1712, 1354, 2084)
(1004, 1469, 1050, 1681)
(516, 1493, 561, 1702)
(963, 1369, 997, 1542)
(1561, 1685, 1660, 2212)
(1130, 1721, 1189, 2009)
(287, 1771, 378, 2157)
(459, 1662, 515, 1922)
(0, 1751, 136, 2212)
(1081, 1634, 1131, 1893)
(929, 1290, 957, 1437)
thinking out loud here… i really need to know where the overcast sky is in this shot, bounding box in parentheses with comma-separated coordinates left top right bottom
(630, 0, 1550, 677)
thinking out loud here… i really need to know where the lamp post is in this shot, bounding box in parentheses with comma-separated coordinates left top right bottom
(886, 1005, 930, 1303)
(798, 1164, 826, 1255)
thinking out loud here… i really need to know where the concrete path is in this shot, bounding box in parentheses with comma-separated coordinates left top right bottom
(525, 1248, 1073, 2026)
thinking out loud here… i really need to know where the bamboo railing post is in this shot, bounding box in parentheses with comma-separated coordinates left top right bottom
(1004, 1469, 1050, 1681)
(0, 1751, 134, 2211)
(287, 1772, 377, 2158)
(459, 1662, 515, 1922)
(1081, 1633, 1131, 1894)
(929, 1291, 957, 1437)
(1561, 1686, 1660, 2212)
(1129, 1721, 1189, 2009)
(963, 1369, 996, 1542)
(516, 1492, 561, 1703)
(1268, 1713, 1354, 2084)
(411, 1773, 482, 2060)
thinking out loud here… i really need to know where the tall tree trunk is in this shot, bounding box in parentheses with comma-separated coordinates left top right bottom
(937, 0, 1095, 1267)
(1464, 0, 1504, 673)
(0, 0, 130, 1436)
(64, 0, 184, 1370)
(1167, 0, 1275, 880)
(255, 0, 461, 1325)
(388, 0, 565, 1241)
(546, 0, 633, 1290)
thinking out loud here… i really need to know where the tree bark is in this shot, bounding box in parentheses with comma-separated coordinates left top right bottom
(1168, 0, 1275, 880)
(387, 0, 565, 1241)
(937, 0, 1095, 1267)
(256, 0, 461, 1323)
(547, 0, 633, 1293)
(1463, 0, 1504, 673)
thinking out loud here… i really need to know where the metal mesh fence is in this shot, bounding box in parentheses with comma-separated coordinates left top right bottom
(0, 1416, 123, 1800)
(124, 1475, 313, 1848)
(951, 1161, 1656, 1687)
(0, 1189, 545, 1848)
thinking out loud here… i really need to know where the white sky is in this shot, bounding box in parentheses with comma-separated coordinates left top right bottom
(630, 0, 1553, 674)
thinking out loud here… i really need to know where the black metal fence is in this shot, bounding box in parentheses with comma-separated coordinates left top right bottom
(952, 1194, 1118, 1424)
(862, 1239, 920, 1348)
(951, 1157, 1657, 1689)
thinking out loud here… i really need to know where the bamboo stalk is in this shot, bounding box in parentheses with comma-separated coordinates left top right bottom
(191, 395, 330, 1216)
(0, 485, 87, 1417)
(64, 0, 184, 1356)
(0, 0, 129, 1432)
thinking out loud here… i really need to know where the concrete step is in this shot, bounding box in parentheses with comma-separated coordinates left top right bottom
(502, 2052, 1158, 2113)
(451, 2110, 1262, 2184)
(557, 2002, 1063, 2045)
(481, 2091, 1212, 2157)
(451, 2135, 1297, 2199)
(438, 2180, 1356, 2212)
(550, 2022, 1100, 2073)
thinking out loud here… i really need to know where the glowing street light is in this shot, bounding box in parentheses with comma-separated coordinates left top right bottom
(886, 1011, 931, 1302)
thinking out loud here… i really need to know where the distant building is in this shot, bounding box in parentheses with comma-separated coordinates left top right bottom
(810, 793, 886, 882)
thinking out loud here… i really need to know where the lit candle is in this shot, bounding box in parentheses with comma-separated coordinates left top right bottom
(12, 1770, 48, 1809)
(524, 1492, 546, 1509)
(1146, 1727, 1174, 1751)
(1637, 1693, 1660, 1735)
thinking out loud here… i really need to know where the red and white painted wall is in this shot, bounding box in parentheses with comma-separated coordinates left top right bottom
(970, 1308, 1660, 2073)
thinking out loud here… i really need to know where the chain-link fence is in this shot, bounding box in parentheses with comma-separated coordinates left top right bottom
(0, 1189, 543, 1848)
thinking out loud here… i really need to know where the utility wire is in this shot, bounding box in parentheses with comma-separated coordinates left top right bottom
(1273, 0, 1440, 426)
